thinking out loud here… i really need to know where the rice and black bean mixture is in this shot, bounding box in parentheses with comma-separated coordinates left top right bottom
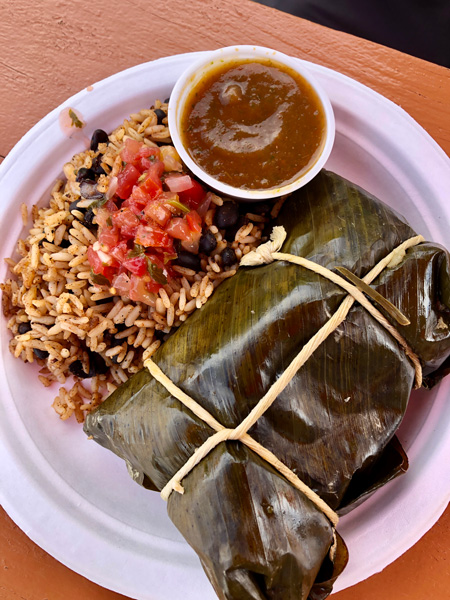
(1, 100, 281, 423)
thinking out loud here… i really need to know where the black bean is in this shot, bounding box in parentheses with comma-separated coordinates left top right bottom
(199, 231, 217, 255)
(221, 247, 237, 267)
(33, 348, 49, 360)
(153, 328, 175, 343)
(153, 329, 166, 341)
(240, 201, 271, 216)
(76, 167, 96, 182)
(80, 180, 103, 200)
(18, 322, 32, 334)
(164, 97, 170, 104)
(83, 208, 96, 229)
(69, 199, 82, 213)
(261, 221, 273, 241)
(104, 331, 123, 346)
(91, 154, 107, 176)
(89, 351, 108, 376)
(224, 215, 248, 242)
(174, 251, 201, 271)
(215, 202, 239, 229)
(59, 238, 71, 248)
(154, 108, 166, 125)
(90, 129, 109, 151)
(69, 360, 90, 379)
(69, 351, 108, 378)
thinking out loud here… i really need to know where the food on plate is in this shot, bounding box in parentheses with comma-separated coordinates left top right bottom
(85, 170, 450, 600)
(180, 58, 326, 190)
(1, 101, 270, 422)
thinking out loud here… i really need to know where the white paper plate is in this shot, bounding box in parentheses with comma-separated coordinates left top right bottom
(1, 52, 450, 600)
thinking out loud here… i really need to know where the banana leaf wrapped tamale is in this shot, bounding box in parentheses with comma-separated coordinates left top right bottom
(84, 170, 450, 600)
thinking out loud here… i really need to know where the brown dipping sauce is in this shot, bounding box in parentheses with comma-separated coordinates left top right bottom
(180, 58, 326, 190)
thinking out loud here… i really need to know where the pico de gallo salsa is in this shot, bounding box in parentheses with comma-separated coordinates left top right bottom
(87, 138, 212, 305)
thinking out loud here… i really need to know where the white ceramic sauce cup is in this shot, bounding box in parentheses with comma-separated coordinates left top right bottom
(168, 45, 335, 201)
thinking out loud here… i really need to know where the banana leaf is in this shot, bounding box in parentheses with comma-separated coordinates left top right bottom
(84, 170, 450, 600)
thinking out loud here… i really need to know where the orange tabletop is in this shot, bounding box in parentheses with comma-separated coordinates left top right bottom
(0, 1, 449, 599)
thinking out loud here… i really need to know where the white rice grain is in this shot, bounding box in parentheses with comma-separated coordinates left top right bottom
(125, 305, 141, 327)
(167, 305, 175, 327)
(179, 288, 186, 311)
(159, 288, 171, 309)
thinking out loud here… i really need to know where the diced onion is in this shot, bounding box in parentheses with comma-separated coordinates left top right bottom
(196, 192, 213, 218)
(107, 176, 118, 200)
(166, 174, 193, 193)
(98, 250, 112, 264)
(112, 272, 131, 299)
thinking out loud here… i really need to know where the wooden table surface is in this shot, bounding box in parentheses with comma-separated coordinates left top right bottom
(0, 1, 449, 599)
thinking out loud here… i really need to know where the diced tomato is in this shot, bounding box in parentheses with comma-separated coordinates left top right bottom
(186, 211, 202, 233)
(166, 212, 202, 253)
(104, 199, 118, 213)
(151, 160, 165, 179)
(120, 139, 142, 164)
(147, 252, 167, 272)
(109, 240, 129, 264)
(121, 139, 161, 171)
(128, 186, 152, 208)
(122, 254, 148, 277)
(177, 211, 202, 254)
(144, 199, 172, 227)
(116, 164, 140, 199)
(140, 151, 161, 172)
(129, 274, 157, 305)
(139, 162, 164, 199)
(112, 208, 141, 238)
(165, 217, 191, 241)
(140, 173, 162, 199)
(95, 207, 113, 230)
(89, 137, 213, 294)
(121, 200, 145, 217)
(87, 246, 103, 272)
(146, 279, 163, 294)
(141, 146, 160, 159)
(135, 223, 173, 249)
(87, 246, 116, 281)
(98, 224, 120, 249)
(178, 179, 206, 210)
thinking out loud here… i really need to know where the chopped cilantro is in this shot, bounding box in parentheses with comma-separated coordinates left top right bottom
(127, 244, 145, 258)
(167, 198, 190, 213)
(147, 259, 167, 285)
(68, 109, 84, 129)
(90, 270, 110, 286)
(88, 195, 107, 209)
